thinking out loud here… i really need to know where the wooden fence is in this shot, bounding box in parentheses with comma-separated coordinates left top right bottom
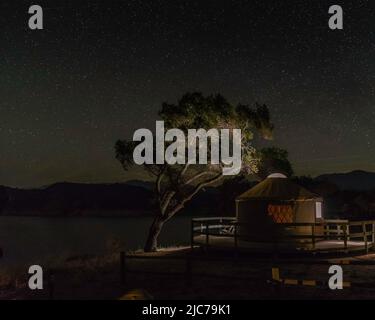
(191, 218, 375, 253)
(43, 249, 375, 299)
(118, 252, 375, 292)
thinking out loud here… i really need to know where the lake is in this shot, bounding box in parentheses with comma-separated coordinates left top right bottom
(0, 216, 192, 267)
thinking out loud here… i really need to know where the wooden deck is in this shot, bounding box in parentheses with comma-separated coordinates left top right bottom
(193, 234, 370, 253)
(191, 218, 375, 254)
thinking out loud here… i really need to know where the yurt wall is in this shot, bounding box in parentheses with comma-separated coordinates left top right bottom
(235, 174, 323, 244)
(236, 200, 275, 241)
(236, 199, 323, 241)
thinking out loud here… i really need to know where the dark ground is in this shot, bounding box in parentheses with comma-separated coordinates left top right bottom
(2, 247, 375, 300)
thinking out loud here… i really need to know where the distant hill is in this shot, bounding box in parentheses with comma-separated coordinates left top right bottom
(0, 182, 154, 217)
(316, 170, 375, 191)
(124, 180, 154, 190)
(2, 170, 375, 217)
(0, 180, 220, 217)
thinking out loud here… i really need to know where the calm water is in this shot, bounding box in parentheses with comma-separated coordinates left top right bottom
(0, 216, 192, 267)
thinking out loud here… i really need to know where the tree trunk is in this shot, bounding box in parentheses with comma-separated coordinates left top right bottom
(144, 215, 165, 252)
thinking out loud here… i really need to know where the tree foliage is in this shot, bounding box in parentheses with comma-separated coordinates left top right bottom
(256, 147, 294, 179)
(115, 92, 274, 251)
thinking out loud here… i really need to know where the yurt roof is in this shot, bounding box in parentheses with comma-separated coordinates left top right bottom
(236, 173, 322, 201)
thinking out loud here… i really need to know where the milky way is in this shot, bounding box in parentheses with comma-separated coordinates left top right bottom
(0, 0, 374, 187)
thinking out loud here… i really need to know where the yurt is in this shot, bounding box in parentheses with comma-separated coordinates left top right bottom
(236, 173, 323, 244)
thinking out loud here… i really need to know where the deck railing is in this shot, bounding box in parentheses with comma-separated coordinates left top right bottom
(191, 218, 375, 253)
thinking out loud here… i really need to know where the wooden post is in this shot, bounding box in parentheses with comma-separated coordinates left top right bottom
(205, 222, 209, 248)
(343, 224, 348, 250)
(372, 223, 375, 251)
(311, 224, 315, 249)
(120, 251, 126, 286)
(234, 223, 239, 259)
(271, 267, 280, 282)
(323, 222, 327, 240)
(185, 257, 192, 287)
(363, 223, 368, 254)
(270, 267, 281, 297)
(234, 223, 238, 248)
(272, 234, 279, 260)
(347, 223, 350, 241)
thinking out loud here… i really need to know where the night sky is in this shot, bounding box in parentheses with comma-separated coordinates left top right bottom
(0, 0, 374, 188)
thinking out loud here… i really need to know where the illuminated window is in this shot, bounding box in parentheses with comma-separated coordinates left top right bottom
(267, 204, 293, 223)
(316, 202, 322, 219)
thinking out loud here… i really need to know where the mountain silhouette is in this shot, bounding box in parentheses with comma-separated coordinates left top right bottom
(316, 170, 375, 191)
(0, 182, 154, 216)
(0, 180, 219, 217)
(1, 171, 375, 217)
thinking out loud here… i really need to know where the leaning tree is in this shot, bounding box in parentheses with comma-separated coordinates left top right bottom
(115, 92, 274, 252)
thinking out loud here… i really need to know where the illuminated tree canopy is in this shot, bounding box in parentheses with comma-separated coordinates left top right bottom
(115, 92, 274, 252)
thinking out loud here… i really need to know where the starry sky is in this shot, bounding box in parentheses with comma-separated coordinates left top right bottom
(0, 0, 374, 188)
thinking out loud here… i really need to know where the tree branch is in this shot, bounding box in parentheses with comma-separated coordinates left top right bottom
(156, 165, 167, 200)
(160, 190, 176, 215)
(179, 163, 190, 179)
(184, 170, 215, 186)
(164, 173, 224, 221)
